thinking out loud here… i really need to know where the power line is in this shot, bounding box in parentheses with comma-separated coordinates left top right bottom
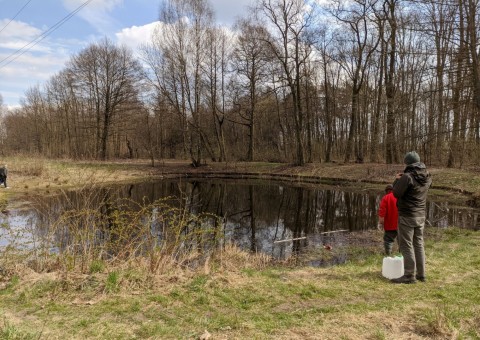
(0, 0, 94, 69)
(0, 0, 34, 35)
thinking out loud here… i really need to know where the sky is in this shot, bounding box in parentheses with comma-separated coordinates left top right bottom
(0, 0, 252, 109)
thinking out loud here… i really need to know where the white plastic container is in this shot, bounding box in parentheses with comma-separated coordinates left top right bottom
(382, 256, 404, 279)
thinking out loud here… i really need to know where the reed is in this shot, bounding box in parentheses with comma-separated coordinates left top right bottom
(0, 183, 268, 281)
(2, 155, 45, 177)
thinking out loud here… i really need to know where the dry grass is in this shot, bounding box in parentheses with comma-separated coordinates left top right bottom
(1, 229, 479, 339)
(2, 156, 480, 199)
(1, 157, 480, 339)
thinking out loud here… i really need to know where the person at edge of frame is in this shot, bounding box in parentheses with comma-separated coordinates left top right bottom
(0, 164, 7, 188)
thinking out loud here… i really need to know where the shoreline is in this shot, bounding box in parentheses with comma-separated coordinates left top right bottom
(2, 157, 479, 205)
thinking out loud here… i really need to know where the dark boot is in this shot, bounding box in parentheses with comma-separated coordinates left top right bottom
(384, 243, 393, 256)
(391, 275, 416, 284)
(416, 276, 426, 282)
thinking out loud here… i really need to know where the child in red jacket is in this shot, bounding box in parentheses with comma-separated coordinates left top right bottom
(378, 184, 398, 255)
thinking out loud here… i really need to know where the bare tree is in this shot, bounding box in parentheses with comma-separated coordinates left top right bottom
(0, 94, 7, 153)
(203, 26, 233, 162)
(5, 0, 480, 167)
(69, 38, 143, 160)
(315, 25, 340, 162)
(370, 10, 386, 163)
(465, 0, 480, 156)
(259, 0, 316, 165)
(448, 0, 467, 167)
(384, 0, 398, 164)
(330, 0, 381, 163)
(231, 18, 271, 161)
(144, 0, 216, 166)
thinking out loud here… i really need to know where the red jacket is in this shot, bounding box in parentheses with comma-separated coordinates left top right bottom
(378, 192, 398, 231)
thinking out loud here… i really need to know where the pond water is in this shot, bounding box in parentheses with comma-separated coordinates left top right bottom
(1, 178, 479, 266)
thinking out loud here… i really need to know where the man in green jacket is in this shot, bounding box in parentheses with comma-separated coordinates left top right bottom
(391, 151, 432, 284)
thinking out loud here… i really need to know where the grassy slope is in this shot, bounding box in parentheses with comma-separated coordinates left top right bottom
(0, 157, 480, 339)
(1, 228, 479, 339)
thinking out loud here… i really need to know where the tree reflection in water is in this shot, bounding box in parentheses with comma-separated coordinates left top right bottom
(3, 178, 480, 266)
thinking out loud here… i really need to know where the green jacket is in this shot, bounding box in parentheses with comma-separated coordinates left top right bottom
(393, 162, 432, 218)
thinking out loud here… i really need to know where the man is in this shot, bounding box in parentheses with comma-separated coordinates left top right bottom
(378, 184, 398, 256)
(391, 151, 432, 284)
(0, 164, 7, 188)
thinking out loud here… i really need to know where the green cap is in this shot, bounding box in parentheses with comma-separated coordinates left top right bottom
(404, 151, 420, 165)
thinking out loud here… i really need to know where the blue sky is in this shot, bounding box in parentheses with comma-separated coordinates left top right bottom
(0, 0, 252, 108)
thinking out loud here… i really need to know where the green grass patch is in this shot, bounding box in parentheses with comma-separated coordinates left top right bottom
(0, 228, 479, 339)
(105, 271, 120, 293)
(89, 260, 105, 274)
(0, 319, 39, 340)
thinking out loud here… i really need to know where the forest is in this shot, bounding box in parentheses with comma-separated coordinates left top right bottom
(1, 0, 479, 168)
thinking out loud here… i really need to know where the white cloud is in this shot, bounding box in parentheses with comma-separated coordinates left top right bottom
(0, 19, 48, 53)
(1, 53, 67, 77)
(115, 22, 160, 52)
(210, 0, 252, 25)
(62, 0, 123, 14)
(0, 41, 51, 54)
(0, 50, 71, 105)
(0, 0, 132, 107)
(62, 0, 123, 34)
(0, 19, 86, 107)
(0, 19, 42, 38)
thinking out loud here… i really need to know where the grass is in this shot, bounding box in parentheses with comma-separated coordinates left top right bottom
(89, 260, 105, 274)
(0, 319, 39, 340)
(105, 271, 120, 294)
(0, 228, 479, 339)
(1, 156, 480, 338)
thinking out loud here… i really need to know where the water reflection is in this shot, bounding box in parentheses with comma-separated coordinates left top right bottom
(121, 180, 381, 262)
(1, 179, 480, 265)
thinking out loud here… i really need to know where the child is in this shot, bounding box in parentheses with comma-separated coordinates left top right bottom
(378, 184, 398, 255)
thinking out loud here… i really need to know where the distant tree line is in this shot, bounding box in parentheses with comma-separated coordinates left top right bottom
(2, 0, 480, 167)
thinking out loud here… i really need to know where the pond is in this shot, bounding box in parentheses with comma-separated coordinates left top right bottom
(1, 178, 480, 266)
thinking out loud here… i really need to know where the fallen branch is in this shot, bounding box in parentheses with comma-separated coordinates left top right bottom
(273, 230, 348, 244)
